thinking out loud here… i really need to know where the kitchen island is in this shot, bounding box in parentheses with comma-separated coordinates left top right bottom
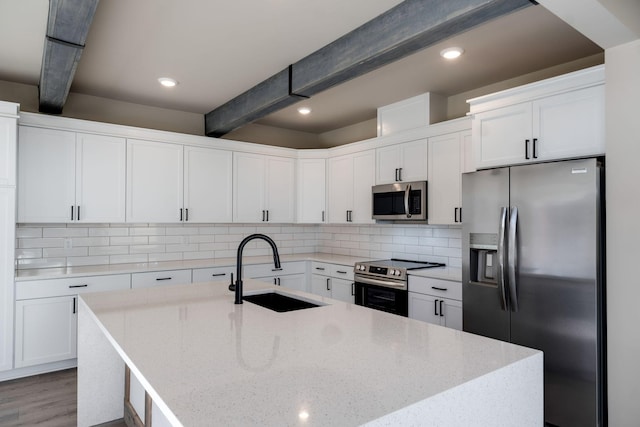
(78, 280, 542, 426)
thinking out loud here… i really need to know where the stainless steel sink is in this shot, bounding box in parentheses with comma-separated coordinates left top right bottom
(243, 292, 321, 312)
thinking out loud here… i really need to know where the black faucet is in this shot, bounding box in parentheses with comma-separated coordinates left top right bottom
(229, 234, 281, 304)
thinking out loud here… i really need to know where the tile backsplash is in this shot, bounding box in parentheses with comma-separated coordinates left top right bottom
(15, 223, 461, 269)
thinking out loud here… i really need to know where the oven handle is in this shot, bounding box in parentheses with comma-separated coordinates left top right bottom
(354, 275, 406, 289)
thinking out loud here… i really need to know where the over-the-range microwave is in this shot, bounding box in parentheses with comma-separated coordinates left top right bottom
(371, 181, 427, 221)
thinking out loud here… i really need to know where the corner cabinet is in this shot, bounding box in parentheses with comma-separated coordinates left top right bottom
(18, 127, 126, 223)
(470, 65, 605, 169)
(375, 139, 428, 184)
(233, 153, 295, 223)
(328, 150, 375, 224)
(427, 130, 472, 225)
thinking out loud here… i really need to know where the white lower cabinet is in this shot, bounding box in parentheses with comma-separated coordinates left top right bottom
(14, 274, 131, 369)
(408, 276, 462, 330)
(310, 262, 355, 303)
(245, 261, 307, 292)
(131, 269, 192, 289)
(192, 266, 235, 284)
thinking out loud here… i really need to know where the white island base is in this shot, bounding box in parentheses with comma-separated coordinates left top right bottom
(78, 280, 542, 427)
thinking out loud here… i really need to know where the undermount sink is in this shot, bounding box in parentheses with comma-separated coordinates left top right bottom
(243, 292, 321, 312)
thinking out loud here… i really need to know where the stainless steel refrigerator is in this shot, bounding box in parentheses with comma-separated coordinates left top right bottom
(462, 158, 605, 427)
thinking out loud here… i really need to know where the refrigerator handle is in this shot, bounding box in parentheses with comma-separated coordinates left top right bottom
(497, 207, 509, 311)
(508, 206, 519, 312)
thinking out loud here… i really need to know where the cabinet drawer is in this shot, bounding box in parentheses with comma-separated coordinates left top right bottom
(131, 269, 191, 289)
(408, 276, 462, 300)
(329, 264, 354, 281)
(192, 266, 235, 283)
(16, 274, 131, 300)
(311, 262, 331, 276)
(245, 261, 306, 278)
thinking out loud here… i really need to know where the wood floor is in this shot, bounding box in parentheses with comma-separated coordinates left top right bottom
(0, 368, 126, 427)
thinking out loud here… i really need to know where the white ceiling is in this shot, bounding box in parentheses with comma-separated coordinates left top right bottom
(0, 0, 602, 137)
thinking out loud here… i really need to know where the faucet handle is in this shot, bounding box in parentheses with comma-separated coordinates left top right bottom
(228, 272, 235, 291)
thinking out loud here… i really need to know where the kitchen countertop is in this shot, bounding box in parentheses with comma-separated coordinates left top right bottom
(14, 253, 462, 282)
(78, 280, 542, 426)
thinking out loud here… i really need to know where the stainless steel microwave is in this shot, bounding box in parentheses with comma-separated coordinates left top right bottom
(372, 181, 427, 221)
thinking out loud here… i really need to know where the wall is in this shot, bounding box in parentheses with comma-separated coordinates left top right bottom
(15, 223, 462, 270)
(605, 38, 640, 427)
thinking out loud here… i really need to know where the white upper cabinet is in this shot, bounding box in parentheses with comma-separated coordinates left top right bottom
(233, 152, 295, 223)
(0, 115, 17, 186)
(470, 66, 605, 169)
(184, 145, 233, 223)
(328, 150, 375, 224)
(296, 158, 326, 223)
(127, 139, 184, 223)
(428, 132, 463, 225)
(375, 139, 428, 184)
(18, 128, 126, 223)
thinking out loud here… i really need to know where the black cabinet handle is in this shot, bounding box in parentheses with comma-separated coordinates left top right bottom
(315, 267, 325, 271)
(326, 278, 331, 291)
(272, 267, 283, 272)
(398, 167, 402, 182)
(322, 211, 325, 222)
(351, 282, 355, 296)
(431, 286, 447, 291)
(440, 300, 444, 317)
(277, 278, 281, 286)
(525, 139, 530, 159)
(274, 278, 278, 285)
(454, 207, 458, 223)
(266, 210, 269, 222)
(394, 168, 398, 181)
(185, 208, 189, 221)
(180, 208, 183, 221)
(77, 206, 80, 221)
(211, 273, 226, 277)
(73, 297, 77, 314)
(336, 270, 347, 274)
(459, 207, 462, 222)
(533, 138, 538, 159)
(69, 284, 88, 289)
(70, 206, 74, 221)
(434, 299, 439, 316)
(156, 277, 172, 281)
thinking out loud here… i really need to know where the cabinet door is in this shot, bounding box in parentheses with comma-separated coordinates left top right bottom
(265, 156, 295, 223)
(375, 144, 401, 184)
(15, 295, 77, 368)
(0, 188, 15, 372)
(330, 278, 355, 303)
(276, 274, 307, 292)
(0, 116, 17, 186)
(408, 292, 441, 325)
(441, 298, 463, 330)
(297, 158, 326, 223)
(131, 269, 192, 289)
(18, 127, 76, 222)
(76, 133, 126, 223)
(460, 130, 474, 174)
(399, 139, 428, 182)
(473, 103, 532, 169)
(351, 150, 375, 224)
(233, 153, 266, 223)
(533, 85, 605, 161)
(127, 139, 183, 223)
(192, 266, 235, 284)
(428, 133, 461, 225)
(184, 146, 233, 223)
(311, 275, 332, 298)
(327, 155, 353, 224)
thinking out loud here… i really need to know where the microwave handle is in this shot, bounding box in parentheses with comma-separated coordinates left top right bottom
(404, 184, 412, 218)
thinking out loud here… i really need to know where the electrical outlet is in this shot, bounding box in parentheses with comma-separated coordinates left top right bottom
(64, 238, 73, 249)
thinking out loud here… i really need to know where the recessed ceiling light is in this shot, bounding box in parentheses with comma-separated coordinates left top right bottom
(297, 107, 312, 115)
(440, 47, 464, 60)
(158, 77, 178, 87)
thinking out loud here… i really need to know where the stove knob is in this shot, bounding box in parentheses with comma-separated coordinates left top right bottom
(395, 270, 401, 276)
(390, 269, 396, 276)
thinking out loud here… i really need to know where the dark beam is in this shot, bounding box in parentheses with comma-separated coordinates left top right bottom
(39, 0, 100, 114)
(205, 0, 533, 137)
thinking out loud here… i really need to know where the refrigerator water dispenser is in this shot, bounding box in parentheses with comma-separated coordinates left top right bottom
(469, 233, 498, 286)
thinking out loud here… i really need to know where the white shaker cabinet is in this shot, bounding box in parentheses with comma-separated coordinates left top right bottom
(427, 130, 471, 225)
(375, 139, 428, 184)
(328, 150, 375, 224)
(18, 127, 126, 223)
(233, 153, 295, 223)
(470, 68, 605, 170)
(297, 158, 326, 223)
(0, 115, 17, 186)
(408, 276, 462, 330)
(184, 145, 233, 223)
(310, 262, 355, 303)
(126, 139, 184, 223)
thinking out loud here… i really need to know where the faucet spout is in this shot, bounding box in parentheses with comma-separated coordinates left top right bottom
(231, 234, 281, 304)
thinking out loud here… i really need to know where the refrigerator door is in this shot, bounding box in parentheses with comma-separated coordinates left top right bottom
(462, 168, 511, 341)
(509, 158, 602, 427)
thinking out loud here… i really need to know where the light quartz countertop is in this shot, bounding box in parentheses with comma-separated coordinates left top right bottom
(79, 280, 541, 426)
(15, 253, 461, 282)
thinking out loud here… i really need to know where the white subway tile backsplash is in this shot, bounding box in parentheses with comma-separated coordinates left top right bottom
(165, 243, 199, 252)
(433, 227, 462, 238)
(166, 227, 199, 236)
(149, 252, 183, 262)
(129, 227, 166, 236)
(16, 228, 43, 238)
(89, 246, 129, 256)
(148, 236, 183, 245)
(130, 245, 166, 254)
(418, 237, 449, 247)
(89, 227, 129, 237)
(392, 236, 419, 245)
(43, 247, 88, 258)
(42, 227, 89, 238)
(67, 255, 110, 267)
(110, 254, 148, 264)
(70, 237, 110, 247)
(110, 236, 149, 245)
(16, 258, 66, 269)
(15, 248, 42, 259)
(183, 251, 216, 261)
(19, 238, 64, 249)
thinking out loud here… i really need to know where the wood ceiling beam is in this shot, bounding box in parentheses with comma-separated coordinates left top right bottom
(39, 0, 100, 114)
(205, 0, 534, 138)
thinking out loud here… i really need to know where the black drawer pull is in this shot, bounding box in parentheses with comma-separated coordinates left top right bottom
(211, 273, 226, 277)
(69, 284, 88, 288)
(272, 267, 283, 272)
(440, 300, 444, 317)
(315, 267, 325, 271)
(156, 277, 172, 281)
(431, 286, 447, 291)
(336, 270, 347, 274)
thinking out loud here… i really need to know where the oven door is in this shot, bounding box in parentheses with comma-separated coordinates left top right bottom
(354, 280, 408, 317)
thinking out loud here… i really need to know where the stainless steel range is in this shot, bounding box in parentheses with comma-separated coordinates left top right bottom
(354, 259, 445, 316)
